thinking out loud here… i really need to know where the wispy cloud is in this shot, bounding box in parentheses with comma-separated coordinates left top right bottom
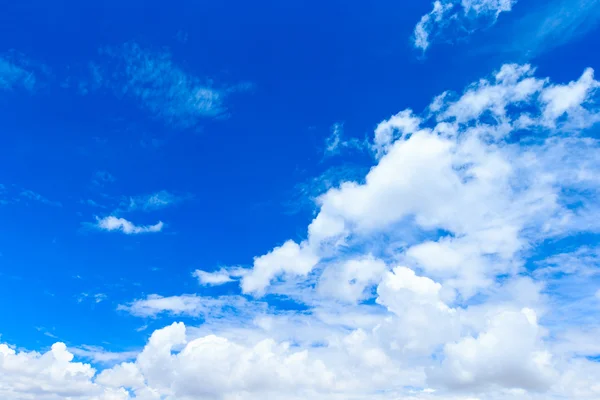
(70, 345, 138, 365)
(0, 56, 36, 91)
(35, 327, 58, 339)
(502, 0, 600, 57)
(91, 42, 248, 128)
(323, 123, 367, 157)
(19, 190, 62, 207)
(95, 216, 163, 234)
(413, 0, 516, 52)
(118, 294, 261, 318)
(193, 267, 247, 286)
(120, 190, 190, 212)
(91, 170, 115, 187)
(80, 199, 106, 208)
(286, 164, 369, 214)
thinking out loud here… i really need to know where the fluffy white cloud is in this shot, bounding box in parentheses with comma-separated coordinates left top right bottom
(429, 308, 557, 391)
(317, 256, 387, 303)
(241, 240, 320, 295)
(5, 63, 600, 400)
(96, 216, 164, 234)
(250, 63, 600, 298)
(0, 342, 127, 400)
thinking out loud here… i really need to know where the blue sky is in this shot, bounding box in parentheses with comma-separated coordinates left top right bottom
(2, 1, 600, 399)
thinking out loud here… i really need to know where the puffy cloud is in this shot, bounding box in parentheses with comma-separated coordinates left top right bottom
(374, 267, 460, 355)
(317, 256, 387, 303)
(0, 342, 118, 400)
(248, 63, 600, 298)
(241, 240, 320, 295)
(428, 308, 557, 391)
(219, 63, 600, 397)
(6, 63, 600, 400)
(540, 67, 600, 127)
(95, 216, 164, 234)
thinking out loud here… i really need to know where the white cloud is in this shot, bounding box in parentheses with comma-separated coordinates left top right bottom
(95, 216, 163, 234)
(242, 240, 320, 295)
(5, 63, 600, 400)
(70, 346, 138, 365)
(413, 0, 516, 52)
(429, 308, 557, 391)
(317, 256, 387, 303)
(117, 294, 261, 319)
(324, 122, 366, 156)
(193, 267, 246, 286)
(0, 342, 119, 399)
(414, 1, 454, 51)
(540, 67, 600, 126)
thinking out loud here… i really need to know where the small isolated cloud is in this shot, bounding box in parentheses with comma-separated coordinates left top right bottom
(94, 293, 107, 303)
(95, 216, 163, 234)
(193, 267, 247, 286)
(94, 42, 248, 128)
(77, 292, 106, 304)
(121, 190, 190, 212)
(80, 199, 106, 208)
(413, 0, 516, 52)
(323, 122, 367, 157)
(92, 170, 115, 187)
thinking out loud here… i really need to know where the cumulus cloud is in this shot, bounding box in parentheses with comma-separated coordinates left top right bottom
(413, 0, 516, 52)
(0, 342, 125, 400)
(429, 308, 557, 391)
(242, 240, 320, 295)
(95, 216, 164, 234)
(317, 256, 387, 303)
(5, 63, 600, 400)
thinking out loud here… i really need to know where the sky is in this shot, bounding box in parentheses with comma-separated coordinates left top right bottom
(1, 0, 600, 399)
